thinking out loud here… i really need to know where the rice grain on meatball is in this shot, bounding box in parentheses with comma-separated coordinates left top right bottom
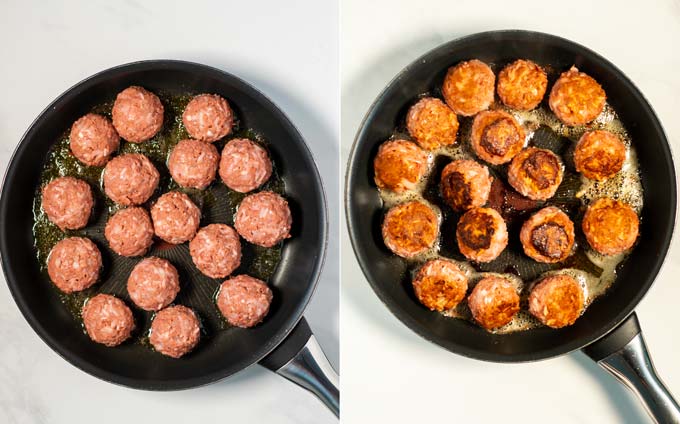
(468, 275, 520, 330)
(529, 274, 584, 328)
(47, 237, 102, 293)
(69, 113, 120, 166)
(127, 257, 180, 311)
(440, 159, 492, 211)
(520, 206, 575, 263)
(41, 177, 94, 230)
(373, 139, 429, 193)
(549, 66, 606, 126)
(189, 224, 241, 278)
(150, 191, 200, 244)
(582, 198, 639, 255)
(574, 130, 626, 181)
(442, 60, 495, 116)
(471, 110, 525, 165)
(150, 305, 201, 358)
(112, 86, 164, 143)
(507, 148, 563, 201)
(497, 59, 548, 111)
(406, 97, 459, 150)
(217, 275, 273, 328)
(104, 207, 154, 257)
(234, 191, 292, 247)
(167, 139, 219, 189)
(104, 153, 159, 206)
(182, 94, 234, 142)
(412, 259, 468, 312)
(82, 294, 134, 347)
(456, 207, 508, 263)
(219, 138, 273, 193)
(382, 201, 439, 258)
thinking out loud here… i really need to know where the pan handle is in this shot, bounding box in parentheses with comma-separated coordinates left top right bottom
(583, 312, 680, 424)
(259, 317, 339, 417)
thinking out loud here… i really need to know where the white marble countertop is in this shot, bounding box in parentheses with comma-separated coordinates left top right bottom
(0, 1, 338, 423)
(340, 0, 680, 423)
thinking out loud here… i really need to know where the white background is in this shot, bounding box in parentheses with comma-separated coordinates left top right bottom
(0, 1, 338, 423)
(341, 0, 680, 423)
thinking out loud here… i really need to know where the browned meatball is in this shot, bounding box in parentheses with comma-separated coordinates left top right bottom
(497, 59, 548, 111)
(69, 113, 120, 166)
(189, 224, 241, 278)
(41, 177, 94, 230)
(150, 191, 200, 244)
(442, 60, 495, 116)
(82, 294, 135, 347)
(507, 148, 563, 201)
(104, 207, 154, 257)
(406, 97, 459, 150)
(471, 110, 525, 165)
(219, 138, 273, 193)
(167, 139, 219, 189)
(529, 274, 584, 328)
(112, 86, 164, 143)
(574, 130, 626, 181)
(520, 206, 575, 263)
(47, 237, 102, 293)
(412, 259, 468, 311)
(234, 191, 292, 247)
(549, 66, 606, 126)
(127, 257, 180, 311)
(382, 201, 439, 259)
(456, 207, 508, 263)
(582, 198, 639, 255)
(440, 159, 492, 211)
(217, 275, 273, 328)
(150, 305, 201, 358)
(182, 94, 233, 142)
(103, 153, 159, 206)
(373, 140, 429, 193)
(468, 275, 520, 330)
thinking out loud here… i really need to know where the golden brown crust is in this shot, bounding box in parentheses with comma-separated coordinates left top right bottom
(549, 66, 606, 126)
(412, 259, 468, 311)
(574, 130, 626, 181)
(529, 274, 584, 328)
(406, 97, 459, 150)
(471, 110, 525, 165)
(520, 206, 575, 263)
(507, 148, 563, 200)
(497, 59, 548, 111)
(373, 139, 429, 193)
(582, 198, 639, 255)
(468, 276, 520, 330)
(382, 201, 439, 258)
(442, 60, 495, 116)
(456, 207, 508, 263)
(440, 159, 492, 211)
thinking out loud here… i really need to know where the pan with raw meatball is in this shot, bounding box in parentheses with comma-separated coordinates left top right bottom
(103, 153, 159, 206)
(574, 130, 626, 181)
(549, 66, 606, 126)
(150, 305, 201, 358)
(442, 59, 495, 116)
(382, 200, 439, 259)
(497, 59, 548, 111)
(182, 94, 233, 142)
(150, 191, 200, 244)
(520, 206, 575, 263)
(440, 159, 492, 211)
(373, 139, 429, 193)
(127, 257, 180, 312)
(412, 259, 468, 312)
(189, 223, 241, 279)
(219, 138, 272, 193)
(47, 237, 102, 293)
(82, 294, 135, 347)
(468, 275, 520, 330)
(582, 198, 639, 255)
(529, 274, 585, 328)
(470, 110, 525, 165)
(41, 176, 93, 230)
(406, 97, 459, 150)
(234, 191, 292, 247)
(112, 86, 164, 143)
(104, 207, 154, 257)
(217, 275, 273, 328)
(456, 207, 508, 263)
(167, 139, 219, 189)
(507, 147, 563, 201)
(69, 113, 119, 166)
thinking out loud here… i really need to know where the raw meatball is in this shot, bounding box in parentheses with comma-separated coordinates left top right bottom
(150, 191, 200, 244)
(69, 113, 120, 166)
(103, 153, 160, 206)
(582, 198, 639, 255)
(127, 257, 180, 311)
(150, 305, 200, 358)
(168, 139, 219, 189)
(520, 206, 575, 263)
(442, 60, 495, 116)
(112, 86, 164, 143)
(217, 275, 273, 328)
(382, 201, 438, 258)
(440, 159, 492, 211)
(234, 191, 292, 247)
(219, 138, 272, 193)
(41, 177, 94, 230)
(82, 294, 134, 347)
(105, 207, 154, 257)
(456, 207, 508, 263)
(406, 97, 459, 150)
(468, 275, 520, 330)
(412, 259, 467, 312)
(373, 139, 429, 193)
(471, 110, 526, 165)
(47, 237, 101, 293)
(529, 274, 584, 328)
(182, 94, 233, 142)
(549, 66, 606, 126)
(497, 59, 548, 111)
(189, 224, 241, 278)
(574, 130, 626, 181)
(507, 148, 563, 201)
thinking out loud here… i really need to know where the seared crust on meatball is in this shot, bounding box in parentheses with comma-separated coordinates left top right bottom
(468, 276, 520, 330)
(47, 237, 102, 293)
(150, 305, 201, 358)
(497, 59, 548, 111)
(112, 86, 164, 143)
(529, 274, 584, 328)
(582, 198, 639, 255)
(104, 207, 154, 257)
(234, 191, 292, 247)
(150, 191, 200, 244)
(574, 130, 626, 181)
(382, 201, 439, 258)
(549, 67, 606, 126)
(69, 114, 120, 166)
(217, 275, 273, 328)
(127, 257, 180, 311)
(373, 139, 429, 193)
(520, 206, 575, 263)
(104, 153, 160, 206)
(456, 207, 508, 263)
(41, 177, 94, 230)
(471, 110, 526, 165)
(182, 94, 233, 143)
(440, 159, 492, 211)
(168, 139, 219, 189)
(412, 259, 468, 311)
(507, 148, 563, 201)
(406, 97, 459, 150)
(82, 294, 135, 347)
(442, 60, 495, 116)
(189, 224, 241, 279)
(219, 138, 273, 193)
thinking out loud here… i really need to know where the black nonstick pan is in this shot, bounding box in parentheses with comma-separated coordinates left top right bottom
(346, 30, 677, 423)
(0, 60, 338, 416)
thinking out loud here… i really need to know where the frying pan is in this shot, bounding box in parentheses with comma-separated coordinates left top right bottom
(0, 60, 338, 416)
(345, 30, 678, 423)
